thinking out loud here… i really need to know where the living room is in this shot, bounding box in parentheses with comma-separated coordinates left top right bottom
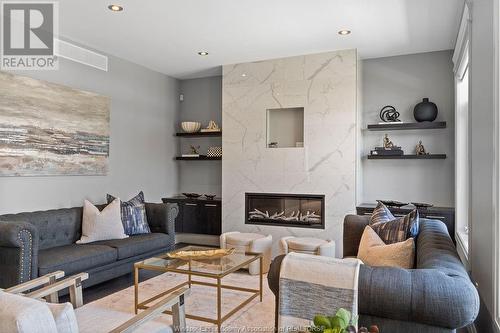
(0, 1, 497, 332)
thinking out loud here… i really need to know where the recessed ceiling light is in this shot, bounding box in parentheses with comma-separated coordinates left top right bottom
(338, 30, 351, 35)
(108, 4, 123, 12)
(241, 73, 247, 77)
(198, 51, 209, 56)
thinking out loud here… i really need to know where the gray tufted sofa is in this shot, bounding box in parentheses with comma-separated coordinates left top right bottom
(0, 202, 178, 289)
(267, 216, 480, 333)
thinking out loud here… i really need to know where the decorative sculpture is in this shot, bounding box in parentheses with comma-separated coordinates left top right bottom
(415, 140, 428, 155)
(201, 120, 221, 132)
(379, 105, 401, 122)
(370, 134, 403, 156)
(189, 145, 200, 155)
(268, 142, 278, 148)
(383, 134, 394, 148)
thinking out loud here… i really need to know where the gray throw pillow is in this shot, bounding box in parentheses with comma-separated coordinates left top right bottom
(369, 202, 419, 244)
(107, 191, 151, 235)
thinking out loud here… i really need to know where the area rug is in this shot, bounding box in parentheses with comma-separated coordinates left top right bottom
(75, 271, 275, 333)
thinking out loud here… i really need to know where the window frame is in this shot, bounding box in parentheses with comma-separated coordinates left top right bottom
(494, 0, 500, 329)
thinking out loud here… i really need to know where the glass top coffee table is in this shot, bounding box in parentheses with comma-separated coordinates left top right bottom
(134, 246, 264, 332)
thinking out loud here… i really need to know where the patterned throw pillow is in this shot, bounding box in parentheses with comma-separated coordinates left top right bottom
(369, 202, 419, 244)
(107, 191, 150, 235)
(369, 201, 396, 225)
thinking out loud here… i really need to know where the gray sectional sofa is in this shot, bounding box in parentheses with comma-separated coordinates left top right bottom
(0, 202, 178, 289)
(268, 216, 480, 332)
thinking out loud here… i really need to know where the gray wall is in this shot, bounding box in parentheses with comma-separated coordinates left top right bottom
(469, 0, 496, 328)
(361, 50, 455, 206)
(178, 76, 222, 196)
(0, 54, 180, 214)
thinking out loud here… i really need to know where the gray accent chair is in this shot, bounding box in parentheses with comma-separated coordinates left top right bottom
(268, 216, 480, 332)
(0, 202, 178, 289)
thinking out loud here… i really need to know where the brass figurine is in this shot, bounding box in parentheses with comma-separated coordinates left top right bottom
(383, 134, 394, 148)
(415, 140, 428, 155)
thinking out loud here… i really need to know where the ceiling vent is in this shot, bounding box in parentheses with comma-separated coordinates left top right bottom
(55, 39, 108, 72)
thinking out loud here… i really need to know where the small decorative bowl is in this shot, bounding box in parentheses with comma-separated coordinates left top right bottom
(411, 202, 434, 208)
(181, 121, 202, 133)
(204, 194, 216, 200)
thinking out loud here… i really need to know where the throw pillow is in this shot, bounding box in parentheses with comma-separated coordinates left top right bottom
(46, 302, 79, 333)
(369, 202, 419, 244)
(107, 191, 150, 235)
(77, 199, 128, 244)
(357, 226, 415, 269)
(369, 201, 396, 224)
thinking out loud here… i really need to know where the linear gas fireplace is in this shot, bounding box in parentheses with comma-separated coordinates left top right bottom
(245, 193, 325, 229)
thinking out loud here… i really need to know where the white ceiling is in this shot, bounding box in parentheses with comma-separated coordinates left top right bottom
(59, 0, 463, 79)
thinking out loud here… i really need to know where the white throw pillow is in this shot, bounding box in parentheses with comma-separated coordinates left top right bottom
(77, 199, 128, 244)
(46, 302, 79, 333)
(0, 291, 58, 333)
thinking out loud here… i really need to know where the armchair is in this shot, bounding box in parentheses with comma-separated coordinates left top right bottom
(1, 270, 189, 333)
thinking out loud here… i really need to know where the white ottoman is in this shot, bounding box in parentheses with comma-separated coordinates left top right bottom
(220, 232, 272, 275)
(280, 236, 335, 257)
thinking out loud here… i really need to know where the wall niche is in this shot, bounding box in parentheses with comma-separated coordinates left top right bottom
(266, 107, 304, 148)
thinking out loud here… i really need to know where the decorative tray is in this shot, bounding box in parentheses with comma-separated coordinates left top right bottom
(167, 248, 235, 260)
(182, 192, 201, 198)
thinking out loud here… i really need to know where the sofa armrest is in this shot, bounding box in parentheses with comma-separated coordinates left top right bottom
(145, 203, 178, 236)
(268, 254, 285, 297)
(267, 254, 479, 330)
(359, 264, 479, 329)
(0, 221, 39, 287)
(343, 214, 369, 257)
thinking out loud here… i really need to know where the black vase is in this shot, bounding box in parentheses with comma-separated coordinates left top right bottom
(414, 98, 438, 122)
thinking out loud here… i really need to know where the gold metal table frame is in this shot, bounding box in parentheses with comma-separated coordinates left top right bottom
(134, 248, 264, 333)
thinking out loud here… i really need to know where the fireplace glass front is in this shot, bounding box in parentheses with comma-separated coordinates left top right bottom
(245, 193, 325, 229)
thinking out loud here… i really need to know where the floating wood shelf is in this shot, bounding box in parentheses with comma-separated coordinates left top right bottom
(367, 154, 447, 160)
(176, 131, 222, 137)
(175, 156, 221, 161)
(366, 122, 446, 131)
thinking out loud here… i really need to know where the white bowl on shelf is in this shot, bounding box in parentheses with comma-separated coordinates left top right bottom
(181, 121, 202, 133)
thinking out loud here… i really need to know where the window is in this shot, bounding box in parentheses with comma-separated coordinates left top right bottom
(455, 65, 469, 255)
(452, 4, 471, 260)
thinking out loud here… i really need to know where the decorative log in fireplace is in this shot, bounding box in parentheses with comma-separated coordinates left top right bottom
(245, 193, 325, 229)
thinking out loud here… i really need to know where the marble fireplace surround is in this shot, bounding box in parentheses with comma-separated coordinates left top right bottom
(222, 49, 359, 257)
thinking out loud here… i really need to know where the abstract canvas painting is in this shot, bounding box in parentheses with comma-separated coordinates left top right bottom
(0, 71, 110, 176)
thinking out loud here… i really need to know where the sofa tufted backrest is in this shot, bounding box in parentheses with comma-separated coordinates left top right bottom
(0, 207, 84, 250)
